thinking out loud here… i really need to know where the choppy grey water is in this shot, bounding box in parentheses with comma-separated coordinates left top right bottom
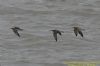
(0, 0, 100, 66)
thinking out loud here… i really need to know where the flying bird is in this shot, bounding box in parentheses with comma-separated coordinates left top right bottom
(73, 27, 83, 37)
(50, 30, 63, 42)
(11, 27, 23, 37)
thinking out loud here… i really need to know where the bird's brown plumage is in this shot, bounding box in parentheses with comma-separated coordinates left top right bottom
(73, 27, 83, 37)
(11, 27, 23, 37)
(51, 30, 62, 42)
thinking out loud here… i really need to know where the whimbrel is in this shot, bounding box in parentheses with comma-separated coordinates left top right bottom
(73, 27, 83, 37)
(11, 27, 23, 37)
(50, 29, 63, 42)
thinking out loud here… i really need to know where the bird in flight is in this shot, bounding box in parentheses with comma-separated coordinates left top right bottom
(50, 29, 63, 42)
(11, 27, 23, 37)
(73, 27, 83, 37)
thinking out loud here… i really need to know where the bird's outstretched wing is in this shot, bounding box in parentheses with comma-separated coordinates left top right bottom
(74, 30, 78, 36)
(53, 33, 57, 42)
(57, 31, 62, 36)
(13, 29, 20, 37)
(15, 27, 23, 31)
(78, 30, 83, 37)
